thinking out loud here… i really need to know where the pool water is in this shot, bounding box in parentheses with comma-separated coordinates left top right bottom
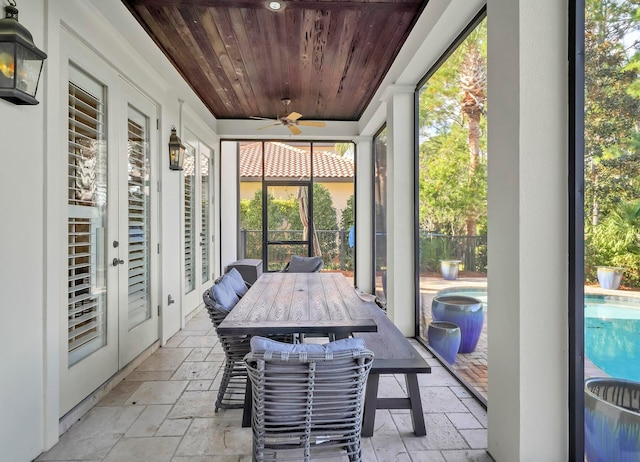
(585, 296, 640, 382)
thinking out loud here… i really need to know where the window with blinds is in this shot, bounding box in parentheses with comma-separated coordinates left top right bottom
(184, 144, 196, 293)
(127, 107, 151, 330)
(201, 151, 210, 283)
(67, 69, 107, 366)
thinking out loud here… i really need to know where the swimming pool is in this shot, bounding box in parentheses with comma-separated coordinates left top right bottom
(437, 288, 640, 382)
(585, 296, 640, 382)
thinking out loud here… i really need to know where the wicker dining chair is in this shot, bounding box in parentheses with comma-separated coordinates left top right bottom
(203, 280, 250, 411)
(203, 274, 294, 412)
(245, 336, 374, 462)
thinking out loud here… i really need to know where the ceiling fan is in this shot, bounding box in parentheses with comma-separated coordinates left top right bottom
(251, 98, 326, 135)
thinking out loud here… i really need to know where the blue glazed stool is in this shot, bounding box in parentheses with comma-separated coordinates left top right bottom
(431, 295, 484, 353)
(428, 321, 461, 365)
(585, 377, 640, 462)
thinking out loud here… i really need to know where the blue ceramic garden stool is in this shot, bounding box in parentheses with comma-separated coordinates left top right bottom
(428, 321, 461, 364)
(431, 294, 484, 353)
(585, 377, 640, 462)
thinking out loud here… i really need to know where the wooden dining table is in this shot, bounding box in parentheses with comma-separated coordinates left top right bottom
(216, 271, 380, 427)
(217, 271, 379, 339)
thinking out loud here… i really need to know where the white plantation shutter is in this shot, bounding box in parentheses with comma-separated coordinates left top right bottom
(67, 70, 107, 366)
(127, 109, 151, 329)
(184, 144, 196, 293)
(201, 151, 210, 283)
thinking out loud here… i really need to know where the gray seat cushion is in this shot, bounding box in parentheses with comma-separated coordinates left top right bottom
(286, 255, 323, 273)
(250, 336, 365, 354)
(225, 268, 248, 297)
(211, 277, 240, 311)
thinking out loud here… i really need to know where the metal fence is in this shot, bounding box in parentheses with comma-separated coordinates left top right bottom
(418, 232, 487, 274)
(239, 229, 353, 271)
(238, 229, 487, 274)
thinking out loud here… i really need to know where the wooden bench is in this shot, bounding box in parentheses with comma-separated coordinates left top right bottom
(354, 307, 431, 437)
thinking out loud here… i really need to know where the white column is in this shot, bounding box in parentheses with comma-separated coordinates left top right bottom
(383, 85, 415, 335)
(220, 141, 239, 273)
(487, 0, 568, 460)
(354, 136, 374, 293)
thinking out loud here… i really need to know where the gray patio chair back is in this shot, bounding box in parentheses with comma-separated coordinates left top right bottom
(281, 255, 324, 273)
(203, 282, 251, 411)
(203, 277, 294, 411)
(245, 336, 374, 462)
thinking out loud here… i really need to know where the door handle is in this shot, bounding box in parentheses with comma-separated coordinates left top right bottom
(113, 258, 125, 266)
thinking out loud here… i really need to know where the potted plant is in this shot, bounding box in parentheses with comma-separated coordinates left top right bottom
(585, 377, 640, 461)
(440, 259, 462, 280)
(596, 266, 625, 290)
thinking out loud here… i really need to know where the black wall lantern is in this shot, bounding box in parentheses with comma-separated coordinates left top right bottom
(168, 126, 185, 171)
(0, 1, 47, 105)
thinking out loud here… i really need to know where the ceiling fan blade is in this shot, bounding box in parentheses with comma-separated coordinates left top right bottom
(257, 123, 282, 130)
(296, 120, 326, 127)
(287, 124, 302, 135)
(286, 112, 303, 121)
(250, 116, 278, 121)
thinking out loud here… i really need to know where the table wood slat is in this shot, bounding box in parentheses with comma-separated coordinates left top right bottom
(217, 272, 378, 337)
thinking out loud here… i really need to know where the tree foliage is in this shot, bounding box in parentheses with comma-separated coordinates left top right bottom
(585, 0, 640, 225)
(417, 19, 487, 236)
(586, 200, 640, 285)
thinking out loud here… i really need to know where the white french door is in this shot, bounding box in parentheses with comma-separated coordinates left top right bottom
(182, 132, 213, 313)
(62, 63, 159, 414)
(116, 85, 159, 368)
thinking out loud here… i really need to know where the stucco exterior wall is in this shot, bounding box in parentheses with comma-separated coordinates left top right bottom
(0, 4, 46, 460)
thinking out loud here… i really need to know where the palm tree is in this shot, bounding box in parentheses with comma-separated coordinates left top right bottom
(460, 42, 486, 236)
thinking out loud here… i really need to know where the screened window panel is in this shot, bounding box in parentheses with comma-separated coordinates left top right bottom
(374, 128, 388, 304)
(67, 72, 107, 366)
(127, 107, 151, 330)
(184, 144, 196, 293)
(201, 151, 210, 283)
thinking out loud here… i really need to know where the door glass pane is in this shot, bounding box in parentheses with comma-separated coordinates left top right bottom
(201, 150, 210, 283)
(184, 143, 196, 293)
(416, 18, 488, 402)
(127, 105, 151, 330)
(374, 128, 388, 305)
(67, 69, 107, 366)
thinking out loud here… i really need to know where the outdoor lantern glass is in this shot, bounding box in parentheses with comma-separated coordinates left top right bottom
(0, 3, 47, 105)
(168, 127, 185, 171)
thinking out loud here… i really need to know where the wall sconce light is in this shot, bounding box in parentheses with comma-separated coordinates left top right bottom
(168, 126, 185, 171)
(0, 1, 47, 105)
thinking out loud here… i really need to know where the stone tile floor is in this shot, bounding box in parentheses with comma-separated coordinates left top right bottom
(37, 309, 492, 462)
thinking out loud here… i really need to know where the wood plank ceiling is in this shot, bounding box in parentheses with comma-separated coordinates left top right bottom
(122, 0, 428, 121)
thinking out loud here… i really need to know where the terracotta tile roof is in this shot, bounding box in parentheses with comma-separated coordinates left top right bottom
(240, 142, 354, 179)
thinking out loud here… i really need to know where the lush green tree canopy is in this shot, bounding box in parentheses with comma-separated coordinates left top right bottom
(417, 19, 487, 236)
